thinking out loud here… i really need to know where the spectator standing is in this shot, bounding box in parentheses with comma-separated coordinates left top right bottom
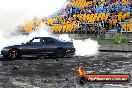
(115, 23, 122, 43)
(83, 25, 88, 34)
(104, 20, 110, 31)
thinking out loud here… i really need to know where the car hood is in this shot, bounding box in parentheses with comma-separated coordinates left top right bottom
(3, 44, 23, 49)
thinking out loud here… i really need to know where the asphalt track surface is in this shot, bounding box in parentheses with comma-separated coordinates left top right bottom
(0, 52, 132, 88)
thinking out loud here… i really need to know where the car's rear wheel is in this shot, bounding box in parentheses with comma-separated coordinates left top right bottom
(8, 49, 20, 59)
(55, 48, 66, 58)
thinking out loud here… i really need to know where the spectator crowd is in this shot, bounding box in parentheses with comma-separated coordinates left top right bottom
(21, 0, 132, 33)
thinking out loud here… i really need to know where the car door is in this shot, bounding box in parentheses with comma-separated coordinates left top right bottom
(22, 38, 43, 55)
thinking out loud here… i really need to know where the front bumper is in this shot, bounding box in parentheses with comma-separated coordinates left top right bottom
(1, 49, 9, 56)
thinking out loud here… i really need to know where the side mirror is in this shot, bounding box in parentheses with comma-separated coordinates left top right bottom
(21, 43, 24, 45)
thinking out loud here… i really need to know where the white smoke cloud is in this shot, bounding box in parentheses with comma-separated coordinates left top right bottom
(0, 0, 66, 50)
(73, 39, 99, 56)
(0, 0, 67, 34)
(0, 9, 26, 34)
(0, 0, 66, 17)
(59, 34, 100, 56)
(0, 0, 99, 57)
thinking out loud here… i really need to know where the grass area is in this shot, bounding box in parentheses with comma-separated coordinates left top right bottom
(95, 39, 131, 45)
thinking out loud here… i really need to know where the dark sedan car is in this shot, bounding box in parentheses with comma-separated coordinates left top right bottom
(1, 37, 75, 59)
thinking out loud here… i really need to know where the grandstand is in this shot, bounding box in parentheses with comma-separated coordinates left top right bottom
(23, 18, 41, 33)
(22, 0, 132, 34)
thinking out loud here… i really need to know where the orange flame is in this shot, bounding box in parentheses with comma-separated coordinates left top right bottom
(78, 66, 86, 76)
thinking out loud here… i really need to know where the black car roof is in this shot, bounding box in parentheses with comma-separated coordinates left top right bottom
(35, 37, 52, 39)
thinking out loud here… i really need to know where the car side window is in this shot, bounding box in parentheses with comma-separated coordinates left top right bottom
(31, 39, 41, 44)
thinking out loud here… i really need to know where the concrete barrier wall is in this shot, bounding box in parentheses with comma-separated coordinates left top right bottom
(67, 33, 132, 40)
(99, 44, 132, 52)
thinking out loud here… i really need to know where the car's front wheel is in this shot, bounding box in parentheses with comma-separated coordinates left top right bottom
(8, 49, 20, 59)
(55, 48, 66, 58)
